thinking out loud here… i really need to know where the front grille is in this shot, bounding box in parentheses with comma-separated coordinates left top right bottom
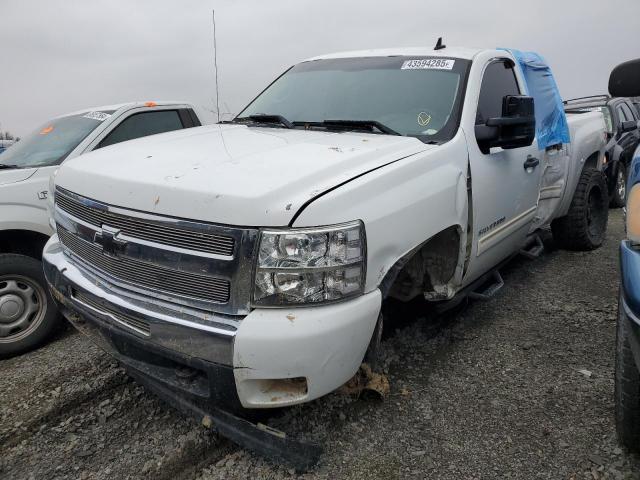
(58, 226, 230, 304)
(56, 188, 235, 256)
(73, 290, 151, 336)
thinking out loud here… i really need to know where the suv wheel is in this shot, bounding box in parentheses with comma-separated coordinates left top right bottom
(551, 167, 608, 250)
(0, 254, 60, 357)
(610, 163, 627, 208)
(615, 292, 640, 452)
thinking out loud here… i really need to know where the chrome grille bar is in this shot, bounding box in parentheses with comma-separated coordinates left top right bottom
(58, 226, 230, 304)
(56, 188, 235, 256)
(73, 289, 151, 336)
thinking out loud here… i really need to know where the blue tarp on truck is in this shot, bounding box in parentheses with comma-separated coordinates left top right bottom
(500, 48, 571, 150)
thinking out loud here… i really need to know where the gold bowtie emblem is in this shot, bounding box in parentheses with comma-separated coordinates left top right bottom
(417, 112, 432, 126)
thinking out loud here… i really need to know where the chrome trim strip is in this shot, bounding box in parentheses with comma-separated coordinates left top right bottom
(73, 292, 151, 337)
(477, 206, 537, 255)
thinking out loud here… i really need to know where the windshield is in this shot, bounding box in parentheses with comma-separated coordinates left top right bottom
(238, 56, 470, 143)
(0, 111, 114, 168)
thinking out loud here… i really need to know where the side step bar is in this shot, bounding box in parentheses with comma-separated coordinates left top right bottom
(469, 270, 504, 301)
(127, 370, 323, 472)
(520, 234, 544, 260)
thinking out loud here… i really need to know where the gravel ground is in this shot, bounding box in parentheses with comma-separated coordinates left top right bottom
(1, 209, 639, 479)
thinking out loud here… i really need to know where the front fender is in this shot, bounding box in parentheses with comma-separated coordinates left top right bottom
(292, 134, 469, 294)
(0, 204, 52, 236)
(0, 171, 53, 236)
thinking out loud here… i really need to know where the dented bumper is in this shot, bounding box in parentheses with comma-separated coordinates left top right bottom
(42, 234, 381, 410)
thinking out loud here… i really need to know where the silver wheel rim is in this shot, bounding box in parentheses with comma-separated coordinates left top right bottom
(0, 275, 47, 343)
(617, 168, 626, 201)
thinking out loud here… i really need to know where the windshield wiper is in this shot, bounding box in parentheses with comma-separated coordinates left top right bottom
(0, 164, 20, 170)
(319, 120, 401, 136)
(232, 114, 293, 129)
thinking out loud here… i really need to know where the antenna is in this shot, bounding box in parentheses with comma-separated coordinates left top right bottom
(434, 37, 446, 50)
(212, 10, 221, 123)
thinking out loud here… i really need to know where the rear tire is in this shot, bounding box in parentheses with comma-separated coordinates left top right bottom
(615, 293, 640, 452)
(0, 254, 60, 358)
(610, 163, 627, 209)
(551, 167, 608, 250)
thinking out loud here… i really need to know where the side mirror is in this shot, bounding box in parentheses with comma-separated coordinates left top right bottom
(609, 58, 640, 97)
(475, 95, 536, 152)
(620, 120, 639, 134)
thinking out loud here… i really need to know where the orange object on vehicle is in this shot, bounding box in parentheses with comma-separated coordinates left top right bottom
(40, 126, 54, 135)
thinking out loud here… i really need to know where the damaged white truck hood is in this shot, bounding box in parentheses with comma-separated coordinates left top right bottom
(55, 124, 432, 226)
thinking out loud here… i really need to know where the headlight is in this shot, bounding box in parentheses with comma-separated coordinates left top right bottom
(253, 221, 366, 306)
(627, 184, 640, 243)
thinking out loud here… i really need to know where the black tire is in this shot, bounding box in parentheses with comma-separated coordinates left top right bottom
(0, 254, 60, 358)
(615, 293, 640, 452)
(610, 163, 627, 209)
(551, 167, 608, 251)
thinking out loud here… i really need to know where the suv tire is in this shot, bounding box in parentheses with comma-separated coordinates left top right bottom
(0, 254, 60, 357)
(615, 292, 640, 452)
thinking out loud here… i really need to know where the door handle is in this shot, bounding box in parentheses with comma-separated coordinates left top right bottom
(524, 155, 539, 170)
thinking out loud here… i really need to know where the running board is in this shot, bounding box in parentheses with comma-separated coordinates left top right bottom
(520, 235, 544, 260)
(127, 370, 323, 472)
(468, 271, 504, 301)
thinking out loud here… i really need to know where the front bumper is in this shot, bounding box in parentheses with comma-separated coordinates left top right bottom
(43, 234, 381, 409)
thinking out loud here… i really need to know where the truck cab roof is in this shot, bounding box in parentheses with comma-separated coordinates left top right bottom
(305, 46, 484, 62)
(55, 101, 195, 121)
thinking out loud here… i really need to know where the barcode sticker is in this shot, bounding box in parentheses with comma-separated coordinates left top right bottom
(83, 111, 112, 122)
(401, 59, 455, 70)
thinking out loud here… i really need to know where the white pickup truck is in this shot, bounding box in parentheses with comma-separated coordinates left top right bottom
(43, 47, 607, 426)
(0, 101, 202, 356)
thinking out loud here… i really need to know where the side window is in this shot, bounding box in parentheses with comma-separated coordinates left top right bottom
(620, 103, 636, 122)
(96, 110, 184, 149)
(476, 61, 521, 125)
(616, 105, 630, 123)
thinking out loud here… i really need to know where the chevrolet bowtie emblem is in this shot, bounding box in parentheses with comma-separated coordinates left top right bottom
(94, 225, 127, 258)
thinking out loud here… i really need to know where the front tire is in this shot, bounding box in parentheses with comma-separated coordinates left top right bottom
(551, 167, 608, 250)
(610, 163, 627, 209)
(615, 293, 640, 452)
(0, 254, 60, 358)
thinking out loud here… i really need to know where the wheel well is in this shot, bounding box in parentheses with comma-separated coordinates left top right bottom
(584, 151, 599, 170)
(381, 226, 461, 302)
(0, 230, 50, 260)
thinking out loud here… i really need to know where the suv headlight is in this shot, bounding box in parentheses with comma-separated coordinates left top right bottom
(252, 221, 366, 306)
(627, 184, 640, 243)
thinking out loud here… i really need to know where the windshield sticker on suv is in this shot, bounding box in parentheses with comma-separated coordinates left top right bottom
(83, 111, 112, 122)
(39, 126, 54, 135)
(401, 59, 455, 70)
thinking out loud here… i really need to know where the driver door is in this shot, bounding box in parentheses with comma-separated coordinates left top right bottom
(466, 59, 543, 280)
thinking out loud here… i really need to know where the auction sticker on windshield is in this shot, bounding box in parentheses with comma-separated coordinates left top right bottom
(401, 59, 455, 70)
(82, 111, 112, 122)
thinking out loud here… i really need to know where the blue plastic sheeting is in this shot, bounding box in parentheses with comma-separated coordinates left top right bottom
(500, 48, 571, 149)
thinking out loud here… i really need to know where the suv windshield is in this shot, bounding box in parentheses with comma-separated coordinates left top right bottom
(238, 56, 470, 143)
(0, 111, 115, 169)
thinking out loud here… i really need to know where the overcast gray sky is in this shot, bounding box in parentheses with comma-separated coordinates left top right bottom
(1, 0, 639, 137)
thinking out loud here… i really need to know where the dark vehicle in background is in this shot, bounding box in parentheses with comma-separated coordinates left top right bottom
(610, 58, 640, 453)
(0, 139, 15, 154)
(564, 95, 640, 207)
